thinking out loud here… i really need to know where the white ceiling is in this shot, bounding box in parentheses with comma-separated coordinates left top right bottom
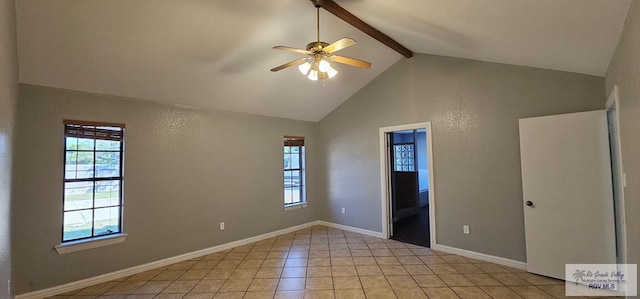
(16, 0, 631, 122)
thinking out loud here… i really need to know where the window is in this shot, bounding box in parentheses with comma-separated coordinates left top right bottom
(284, 136, 305, 207)
(63, 120, 125, 242)
(394, 144, 415, 172)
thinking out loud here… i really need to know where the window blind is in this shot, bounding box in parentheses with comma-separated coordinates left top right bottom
(284, 135, 305, 146)
(64, 120, 125, 141)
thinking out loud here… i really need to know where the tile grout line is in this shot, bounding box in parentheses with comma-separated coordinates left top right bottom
(49, 225, 580, 299)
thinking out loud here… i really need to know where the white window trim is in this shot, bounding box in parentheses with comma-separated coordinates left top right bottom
(284, 139, 306, 209)
(54, 233, 127, 255)
(284, 202, 308, 211)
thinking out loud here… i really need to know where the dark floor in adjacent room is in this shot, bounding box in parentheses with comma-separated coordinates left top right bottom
(391, 206, 430, 248)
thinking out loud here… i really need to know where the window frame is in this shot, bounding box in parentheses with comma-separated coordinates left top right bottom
(284, 136, 306, 209)
(61, 120, 126, 245)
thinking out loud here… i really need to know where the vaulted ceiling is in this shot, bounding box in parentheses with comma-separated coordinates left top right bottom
(16, 0, 632, 122)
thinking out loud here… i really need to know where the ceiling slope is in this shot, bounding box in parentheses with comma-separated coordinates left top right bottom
(17, 0, 401, 122)
(341, 0, 631, 76)
(17, 0, 631, 121)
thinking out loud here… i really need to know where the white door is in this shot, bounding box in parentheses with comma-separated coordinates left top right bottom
(519, 110, 616, 280)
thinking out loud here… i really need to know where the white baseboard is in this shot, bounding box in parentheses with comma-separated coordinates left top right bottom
(17, 220, 525, 299)
(432, 244, 527, 270)
(316, 221, 385, 238)
(15, 221, 321, 299)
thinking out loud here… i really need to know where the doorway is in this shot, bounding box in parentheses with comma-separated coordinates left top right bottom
(379, 122, 435, 248)
(606, 85, 627, 264)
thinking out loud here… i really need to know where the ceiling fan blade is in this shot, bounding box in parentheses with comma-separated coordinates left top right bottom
(316, 0, 412, 58)
(331, 55, 371, 69)
(323, 38, 356, 54)
(270, 57, 308, 72)
(273, 46, 311, 55)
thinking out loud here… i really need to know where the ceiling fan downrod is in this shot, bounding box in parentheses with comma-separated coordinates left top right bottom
(312, 0, 323, 43)
(317, 7, 320, 43)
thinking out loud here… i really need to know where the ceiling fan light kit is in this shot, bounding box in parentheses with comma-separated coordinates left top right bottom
(298, 55, 338, 81)
(299, 61, 338, 81)
(271, 1, 371, 81)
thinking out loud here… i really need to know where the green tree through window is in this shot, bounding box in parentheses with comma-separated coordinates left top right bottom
(284, 136, 305, 206)
(63, 120, 125, 242)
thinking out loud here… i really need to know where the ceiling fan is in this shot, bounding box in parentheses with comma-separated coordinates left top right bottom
(270, 0, 372, 81)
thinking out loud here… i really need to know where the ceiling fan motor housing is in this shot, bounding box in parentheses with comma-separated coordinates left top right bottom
(306, 41, 329, 53)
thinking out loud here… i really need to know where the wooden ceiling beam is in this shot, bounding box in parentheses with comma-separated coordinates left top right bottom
(313, 0, 413, 58)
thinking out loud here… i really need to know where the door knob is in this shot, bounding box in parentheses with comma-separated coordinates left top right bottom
(525, 201, 533, 207)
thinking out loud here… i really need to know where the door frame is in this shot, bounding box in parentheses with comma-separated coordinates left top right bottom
(605, 85, 627, 264)
(379, 122, 436, 246)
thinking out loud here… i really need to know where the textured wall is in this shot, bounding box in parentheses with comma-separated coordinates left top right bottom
(0, 0, 17, 297)
(605, 0, 640, 266)
(317, 54, 605, 262)
(13, 85, 318, 294)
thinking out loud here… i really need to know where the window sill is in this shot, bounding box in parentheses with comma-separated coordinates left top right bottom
(54, 233, 128, 255)
(284, 202, 307, 211)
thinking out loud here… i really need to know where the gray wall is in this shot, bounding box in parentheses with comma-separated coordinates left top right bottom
(0, 0, 17, 297)
(605, 0, 640, 267)
(317, 54, 605, 262)
(12, 85, 318, 294)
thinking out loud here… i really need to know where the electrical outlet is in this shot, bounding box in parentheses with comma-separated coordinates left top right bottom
(463, 225, 470, 235)
(219, 222, 225, 230)
(7, 279, 10, 297)
(341, 208, 346, 214)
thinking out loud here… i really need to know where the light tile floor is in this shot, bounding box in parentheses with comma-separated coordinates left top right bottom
(47, 225, 621, 299)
